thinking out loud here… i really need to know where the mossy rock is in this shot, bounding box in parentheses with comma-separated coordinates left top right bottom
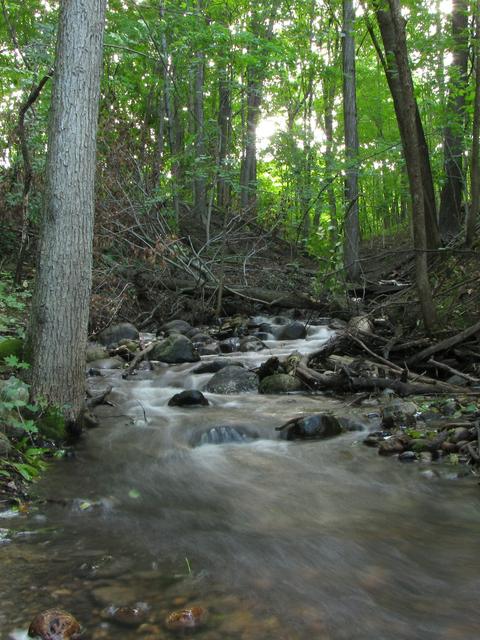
(259, 374, 304, 394)
(38, 407, 66, 442)
(0, 337, 24, 362)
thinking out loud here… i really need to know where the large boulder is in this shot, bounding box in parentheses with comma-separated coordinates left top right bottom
(160, 319, 192, 336)
(278, 322, 306, 340)
(205, 366, 259, 394)
(168, 390, 209, 407)
(150, 335, 200, 364)
(97, 322, 139, 348)
(259, 374, 304, 394)
(277, 414, 343, 441)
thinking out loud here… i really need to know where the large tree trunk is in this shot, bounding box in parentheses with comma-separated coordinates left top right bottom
(370, 7, 440, 249)
(342, 0, 361, 281)
(466, 2, 480, 246)
(379, 0, 437, 331)
(28, 0, 107, 425)
(439, 0, 469, 239)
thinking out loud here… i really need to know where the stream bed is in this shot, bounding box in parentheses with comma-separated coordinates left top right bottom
(1, 318, 480, 639)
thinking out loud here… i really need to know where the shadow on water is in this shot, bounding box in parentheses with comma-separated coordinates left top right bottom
(2, 317, 480, 639)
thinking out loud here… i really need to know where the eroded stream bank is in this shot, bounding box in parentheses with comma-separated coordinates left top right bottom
(2, 315, 480, 640)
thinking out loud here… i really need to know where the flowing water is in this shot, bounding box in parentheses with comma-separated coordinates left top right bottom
(1, 318, 480, 640)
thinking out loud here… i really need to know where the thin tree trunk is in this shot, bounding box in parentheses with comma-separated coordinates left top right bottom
(342, 0, 361, 281)
(438, 0, 469, 238)
(240, 8, 276, 215)
(28, 0, 107, 425)
(159, 0, 180, 223)
(368, 8, 440, 249)
(15, 72, 52, 285)
(193, 0, 207, 225)
(380, 0, 437, 331)
(217, 65, 232, 212)
(466, 2, 480, 246)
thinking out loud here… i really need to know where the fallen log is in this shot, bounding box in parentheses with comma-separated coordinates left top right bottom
(295, 363, 472, 396)
(407, 319, 480, 366)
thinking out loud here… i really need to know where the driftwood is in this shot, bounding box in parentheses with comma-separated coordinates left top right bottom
(157, 277, 328, 311)
(295, 363, 469, 396)
(428, 358, 480, 383)
(122, 342, 156, 379)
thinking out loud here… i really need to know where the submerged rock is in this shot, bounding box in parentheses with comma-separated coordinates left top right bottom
(239, 336, 265, 352)
(193, 425, 258, 446)
(219, 337, 241, 353)
(97, 322, 139, 348)
(192, 360, 244, 374)
(277, 414, 343, 441)
(105, 604, 148, 628)
(205, 366, 259, 394)
(165, 607, 208, 632)
(168, 390, 209, 407)
(150, 335, 200, 364)
(87, 356, 125, 370)
(259, 374, 304, 394)
(28, 609, 81, 640)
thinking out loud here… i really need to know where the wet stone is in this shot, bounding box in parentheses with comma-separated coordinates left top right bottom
(378, 438, 405, 456)
(104, 604, 148, 628)
(165, 607, 208, 632)
(399, 451, 417, 462)
(28, 609, 81, 640)
(168, 390, 209, 407)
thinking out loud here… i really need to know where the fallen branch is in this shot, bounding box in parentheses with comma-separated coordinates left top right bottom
(428, 358, 480, 384)
(407, 319, 480, 366)
(122, 342, 155, 379)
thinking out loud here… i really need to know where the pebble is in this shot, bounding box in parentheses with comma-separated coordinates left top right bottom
(28, 609, 81, 640)
(165, 607, 208, 632)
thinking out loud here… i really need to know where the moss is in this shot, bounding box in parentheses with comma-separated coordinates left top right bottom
(38, 406, 66, 442)
(0, 337, 24, 362)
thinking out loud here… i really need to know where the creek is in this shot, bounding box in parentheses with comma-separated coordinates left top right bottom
(1, 317, 480, 640)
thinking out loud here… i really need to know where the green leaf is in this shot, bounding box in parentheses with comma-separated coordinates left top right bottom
(128, 489, 141, 499)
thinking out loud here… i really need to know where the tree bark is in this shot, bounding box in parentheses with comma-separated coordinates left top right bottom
(466, 2, 480, 246)
(239, 8, 276, 215)
(370, 7, 440, 249)
(193, 0, 207, 225)
(217, 65, 232, 212)
(378, 0, 437, 331)
(28, 0, 107, 425)
(439, 0, 469, 238)
(342, 0, 361, 281)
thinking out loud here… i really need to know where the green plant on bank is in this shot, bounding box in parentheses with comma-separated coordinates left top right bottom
(0, 273, 66, 490)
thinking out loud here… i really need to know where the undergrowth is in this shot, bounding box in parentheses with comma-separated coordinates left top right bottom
(0, 271, 66, 509)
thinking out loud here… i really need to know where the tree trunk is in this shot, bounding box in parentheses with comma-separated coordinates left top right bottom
(193, 1, 207, 225)
(217, 65, 232, 212)
(439, 0, 469, 239)
(380, 0, 437, 331)
(159, 0, 180, 223)
(342, 0, 361, 281)
(239, 8, 276, 215)
(370, 7, 440, 249)
(466, 2, 480, 246)
(28, 0, 107, 425)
